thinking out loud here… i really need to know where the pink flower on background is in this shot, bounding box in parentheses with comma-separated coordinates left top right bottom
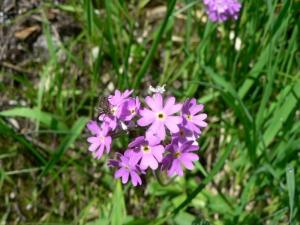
(181, 98, 207, 134)
(161, 138, 199, 176)
(119, 97, 140, 121)
(108, 153, 145, 186)
(86, 120, 112, 160)
(204, 0, 242, 22)
(99, 89, 134, 130)
(125, 132, 165, 170)
(138, 93, 182, 140)
(171, 123, 199, 146)
(87, 88, 208, 183)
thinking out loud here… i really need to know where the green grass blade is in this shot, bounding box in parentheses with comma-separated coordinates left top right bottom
(133, 0, 177, 89)
(286, 165, 295, 223)
(104, 0, 121, 86)
(0, 107, 68, 131)
(38, 116, 88, 180)
(85, 0, 94, 36)
(0, 120, 47, 164)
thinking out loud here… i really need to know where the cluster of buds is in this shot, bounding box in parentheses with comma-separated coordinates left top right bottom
(204, 0, 242, 22)
(86, 86, 207, 186)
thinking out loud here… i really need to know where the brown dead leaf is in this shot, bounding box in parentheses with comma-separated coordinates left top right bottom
(14, 25, 39, 40)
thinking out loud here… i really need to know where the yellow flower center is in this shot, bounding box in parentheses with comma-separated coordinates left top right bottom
(130, 109, 135, 115)
(100, 135, 104, 142)
(142, 145, 151, 153)
(157, 112, 165, 120)
(111, 108, 116, 115)
(174, 151, 181, 159)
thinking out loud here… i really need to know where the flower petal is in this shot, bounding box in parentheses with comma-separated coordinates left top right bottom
(128, 152, 143, 166)
(161, 154, 173, 171)
(182, 98, 190, 114)
(104, 136, 112, 153)
(191, 104, 204, 115)
(154, 93, 163, 111)
(94, 144, 105, 159)
(165, 103, 182, 115)
(87, 136, 99, 144)
(130, 171, 142, 186)
(193, 114, 208, 127)
(140, 154, 158, 170)
(164, 116, 182, 133)
(121, 170, 129, 184)
(87, 120, 101, 134)
(115, 168, 125, 178)
(146, 133, 161, 146)
(107, 159, 122, 167)
(139, 107, 156, 117)
(151, 145, 165, 163)
(88, 141, 101, 152)
(181, 152, 199, 162)
(137, 115, 156, 126)
(163, 97, 175, 113)
(145, 95, 159, 112)
(175, 162, 184, 176)
(168, 159, 179, 176)
(128, 136, 145, 148)
(180, 157, 195, 170)
(155, 121, 166, 140)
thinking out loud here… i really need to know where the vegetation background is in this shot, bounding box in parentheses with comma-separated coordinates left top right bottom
(0, 0, 299, 224)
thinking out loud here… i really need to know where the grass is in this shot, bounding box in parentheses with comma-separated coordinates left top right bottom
(0, 0, 299, 224)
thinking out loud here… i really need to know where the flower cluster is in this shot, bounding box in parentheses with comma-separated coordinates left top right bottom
(87, 87, 207, 186)
(204, 0, 242, 22)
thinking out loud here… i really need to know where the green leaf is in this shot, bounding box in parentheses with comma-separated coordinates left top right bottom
(0, 107, 68, 131)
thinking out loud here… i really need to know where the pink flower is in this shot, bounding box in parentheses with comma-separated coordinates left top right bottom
(99, 89, 134, 130)
(171, 123, 199, 146)
(108, 153, 145, 186)
(119, 97, 140, 121)
(204, 0, 242, 22)
(86, 120, 112, 159)
(181, 98, 207, 134)
(124, 132, 165, 170)
(137, 93, 182, 140)
(161, 138, 199, 176)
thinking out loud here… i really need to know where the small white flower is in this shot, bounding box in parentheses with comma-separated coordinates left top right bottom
(149, 84, 166, 94)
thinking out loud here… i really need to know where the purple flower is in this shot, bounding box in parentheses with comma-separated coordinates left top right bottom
(204, 0, 242, 22)
(124, 132, 165, 170)
(138, 93, 182, 140)
(161, 138, 199, 176)
(99, 114, 118, 130)
(86, 120, 112, 159)
(108, 153, 145, 186)
(109, 89, 134, 111)
(181, 98, 207, 134)
(120, 97, 140, 121)
(99, 89, 134, 130)
(171, 123, 199, 146)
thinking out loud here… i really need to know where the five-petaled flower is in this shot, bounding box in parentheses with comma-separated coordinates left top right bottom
(125, 132, 165, 170)
(86, 120, 112, 160)
(108, 153, 145, 186)
(181, 98, 208, 134)
(138, 93, 182, 140)
(120, 97, 140, 121)
(161, 138, 199, 176)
